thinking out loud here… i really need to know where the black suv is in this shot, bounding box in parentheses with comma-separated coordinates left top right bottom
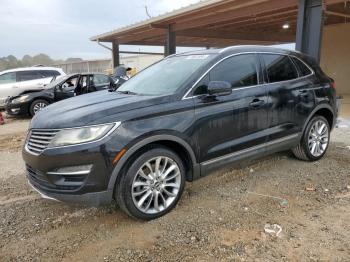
(6, 73, 115, 116)
(23, 46, 337, 220)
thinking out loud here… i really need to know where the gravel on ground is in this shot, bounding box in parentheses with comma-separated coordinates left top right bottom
(0, 119, 349, 261)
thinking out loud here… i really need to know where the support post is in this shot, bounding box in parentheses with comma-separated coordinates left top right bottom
(112, 41, 120, 69)
(165, 24, 176, 57)
(296, 0, 324, 63)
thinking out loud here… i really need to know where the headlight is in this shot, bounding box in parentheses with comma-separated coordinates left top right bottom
(11, 95, 30, 104)
(48, 122, 120, 147)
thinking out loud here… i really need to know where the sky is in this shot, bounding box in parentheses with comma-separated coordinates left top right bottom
(0, 0, 294, 60)
(0, 0, 201, 59)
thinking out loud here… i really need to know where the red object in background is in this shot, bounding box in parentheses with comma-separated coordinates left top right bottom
(331, 81, 336, 90)
(0, 112, 4, 125)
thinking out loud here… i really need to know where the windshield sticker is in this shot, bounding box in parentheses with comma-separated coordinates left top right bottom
(186, 55, 209, 60)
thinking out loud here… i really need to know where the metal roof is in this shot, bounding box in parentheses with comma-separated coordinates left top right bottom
(90, 0, 347, 48)
(90, 0, 228, 41)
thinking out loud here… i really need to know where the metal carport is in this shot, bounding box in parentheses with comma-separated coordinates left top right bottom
(91, 0, 350, 115)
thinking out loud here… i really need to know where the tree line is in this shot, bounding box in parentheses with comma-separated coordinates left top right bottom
(0, 54, 83, 71)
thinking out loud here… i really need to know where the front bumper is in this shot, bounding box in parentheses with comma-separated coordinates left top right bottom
(22, 139, 119, 206)
(5, 101, 30, 116)
(28, 180, 112, 206)
(0, 97, 8, 109)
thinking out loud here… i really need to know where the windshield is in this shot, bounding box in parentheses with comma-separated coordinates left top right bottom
(118, 54, 213, 96)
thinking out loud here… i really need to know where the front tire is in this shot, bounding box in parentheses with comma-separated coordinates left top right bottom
(292, 115, 330, 161)
(115, 147, 186, 220)
(30, 99, 49, 116)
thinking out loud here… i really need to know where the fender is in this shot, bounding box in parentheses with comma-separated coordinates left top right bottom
(301, 103, 335, 134)
(107, 134, 200, 194)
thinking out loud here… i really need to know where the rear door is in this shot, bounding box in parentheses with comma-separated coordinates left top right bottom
(192, 53, 269, 165)
(17, 70, 45, 92)
(260, 53, 315, 141)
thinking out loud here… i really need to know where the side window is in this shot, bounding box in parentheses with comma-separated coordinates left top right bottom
(93, 74, 110, 86)
(61, 76, 78, 91)
(262, 54, 298, 83)
(291, 57, 312, 77)
(17, 71, 40, 82)
(209, 54, 258, 88)
(0, 72, 16, 84)
(40, 70, 61, 78)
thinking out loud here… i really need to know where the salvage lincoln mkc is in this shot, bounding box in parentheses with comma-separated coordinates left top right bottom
(23, 46, 337, 220)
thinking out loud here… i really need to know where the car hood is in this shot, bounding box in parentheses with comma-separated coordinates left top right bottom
(30, 90, 167, 129)
(25, 88, 54, 98)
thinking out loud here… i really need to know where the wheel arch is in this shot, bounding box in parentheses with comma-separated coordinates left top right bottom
(302, 104, 335, 134)
(107, 134, 200, 193)
(30, 97, 52, 104)
(29, 97, 52, 115)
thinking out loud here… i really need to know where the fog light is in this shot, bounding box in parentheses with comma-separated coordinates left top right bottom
(47, 165, 92, 175)
(10, 108, 20, 113)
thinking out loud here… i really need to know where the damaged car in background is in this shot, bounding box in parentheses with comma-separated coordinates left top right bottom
(0, 66, 65, 108)
(6, 73, 116, 116)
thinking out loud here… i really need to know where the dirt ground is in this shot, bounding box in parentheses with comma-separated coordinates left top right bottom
(0, 118, 349, 262)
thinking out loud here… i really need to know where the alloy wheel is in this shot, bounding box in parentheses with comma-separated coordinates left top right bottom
(131, 156, 181, 214)
(33, 102, 47, 114)
(308, 119, 329, 157)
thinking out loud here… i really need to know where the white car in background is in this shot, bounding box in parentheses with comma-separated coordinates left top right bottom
(0, 67, 66, 108)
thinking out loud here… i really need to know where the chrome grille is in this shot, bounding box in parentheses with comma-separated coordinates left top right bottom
(26, 129, 60, 155)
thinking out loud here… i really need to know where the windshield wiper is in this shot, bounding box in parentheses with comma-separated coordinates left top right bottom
(117, 90, 138, 95)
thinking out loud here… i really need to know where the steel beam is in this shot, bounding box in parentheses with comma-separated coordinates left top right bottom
(296, 0, 324, 63)
(165, 24, 176, 56)
(112, 41, 120, 69)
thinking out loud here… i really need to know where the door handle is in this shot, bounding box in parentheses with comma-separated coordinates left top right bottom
(249, 98, 265, 108)
(11, 86, 19, 88)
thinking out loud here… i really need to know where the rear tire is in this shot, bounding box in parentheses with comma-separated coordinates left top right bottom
(292, 115, 330, 161)
(30, 99, 49, 116)
(115, 147, 186, 220)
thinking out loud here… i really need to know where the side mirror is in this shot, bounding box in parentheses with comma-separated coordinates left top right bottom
(207, 81, 232, 96)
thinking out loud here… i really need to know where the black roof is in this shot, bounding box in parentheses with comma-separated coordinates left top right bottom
(174, 45, 301, 57)
(65, 72, 109, 77)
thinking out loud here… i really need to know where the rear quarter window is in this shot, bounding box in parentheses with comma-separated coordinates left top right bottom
(291, 57, 312, 77)
(262, 54, 298, 83)
(39, 70, 61, 78)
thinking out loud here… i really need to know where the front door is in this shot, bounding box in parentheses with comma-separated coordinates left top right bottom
(191, 54, 269, 172)
(55, 75, 79, 101)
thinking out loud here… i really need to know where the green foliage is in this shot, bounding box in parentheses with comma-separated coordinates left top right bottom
(0, 54, 83, 71)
